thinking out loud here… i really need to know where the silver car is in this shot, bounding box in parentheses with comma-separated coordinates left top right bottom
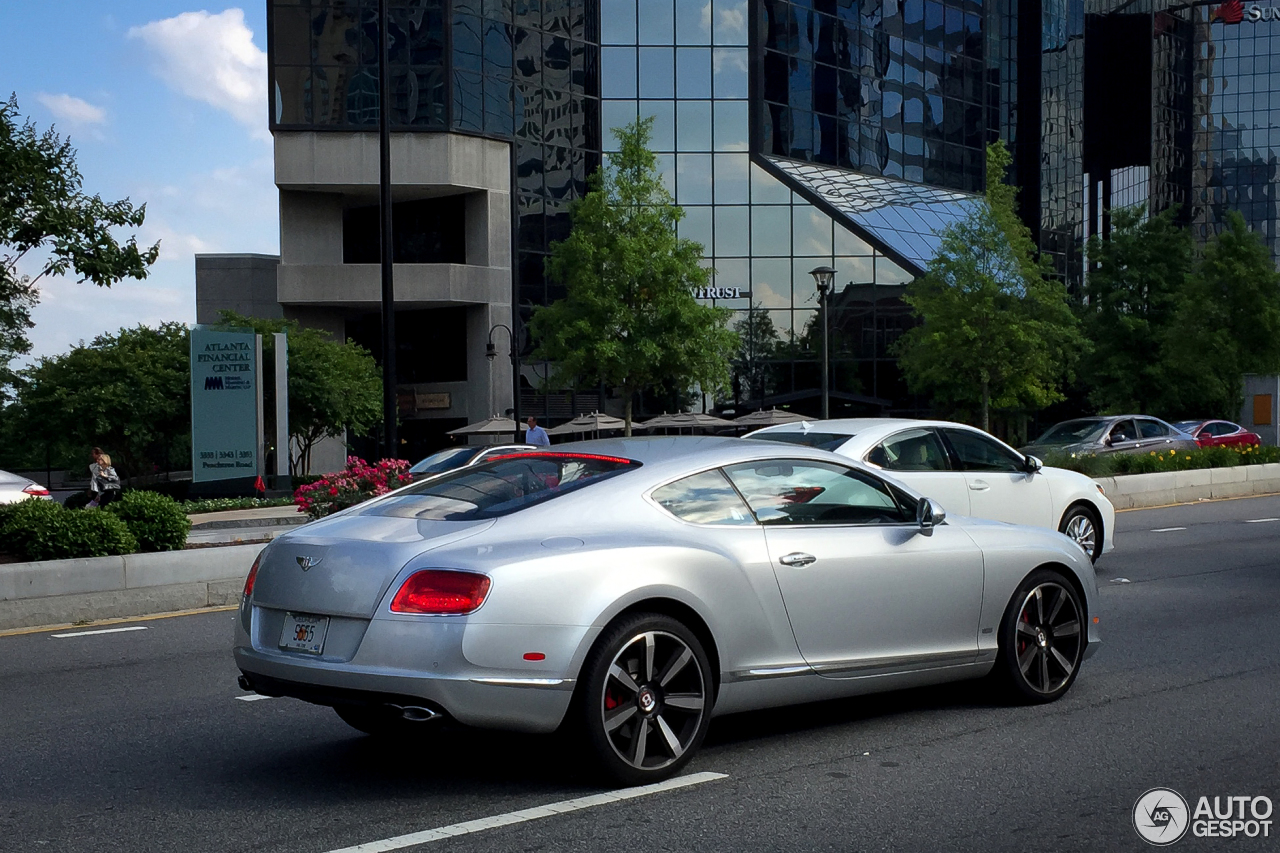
(0, 469, 52, 504)
(408, 444, 534, 477)
(234, 437, 1100, 785)
(1021, 415, 1198, 457)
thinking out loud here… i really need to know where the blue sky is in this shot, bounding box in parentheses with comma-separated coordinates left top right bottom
(3, 1, 276, 361)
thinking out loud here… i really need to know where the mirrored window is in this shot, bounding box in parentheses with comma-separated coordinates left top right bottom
(713, 100, 750, 151)
(637, 0, 674, 45)
(679, 206, 714, 250)
(713, 153, 750, 204)
(715, 206, 750, 257)
(601, 47, 637, 98)
(676, 0, 712, 45)
(676, 100, 712, 151)
(600, 0, 636, 44)
(639, 47, 675, 98)
(677, 153, 714, 204)
(640, 100, 676, 150)
(751, 207, 792, 257)
(676, 48, 713, 98)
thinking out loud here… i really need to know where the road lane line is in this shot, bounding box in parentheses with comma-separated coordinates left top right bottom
(235, 694, 275, 702)
(323, 771, 729, 853)
(1151, 527, 1186, 532)
(1243, 518, 1280, 523)
(50, 626, 149, 639)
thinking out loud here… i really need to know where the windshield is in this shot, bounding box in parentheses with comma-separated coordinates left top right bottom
(750, 431, 852, 452)
(362, 452, 642, 520)
(408, 446, 482, 475)
(1032, 419, 1109, 445)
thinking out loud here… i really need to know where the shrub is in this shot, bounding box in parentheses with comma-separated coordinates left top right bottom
(0, 499, 136, 561)
(1041, 443, 1280, 477)
(295, 457, 413, 520)
(106, 490, 192, 552)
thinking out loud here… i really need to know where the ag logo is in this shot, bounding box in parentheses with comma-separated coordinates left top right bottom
(1134, 788, 1190, 846)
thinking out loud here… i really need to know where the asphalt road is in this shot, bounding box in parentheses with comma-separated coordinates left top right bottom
(2, 495, 1278, 852)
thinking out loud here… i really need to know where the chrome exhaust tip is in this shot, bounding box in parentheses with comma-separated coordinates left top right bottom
(389, 704, 441, 722)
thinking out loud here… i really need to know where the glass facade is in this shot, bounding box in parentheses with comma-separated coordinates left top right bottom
(1192, 7, 1280, 262)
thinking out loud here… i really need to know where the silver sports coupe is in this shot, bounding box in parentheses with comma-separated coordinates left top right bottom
(234, 437, 1100, 785)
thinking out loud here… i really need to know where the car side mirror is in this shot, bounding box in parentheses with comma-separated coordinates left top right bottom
(1023, 454, 1043, 474)
(916, 496, 946, 535)
(1103, 436, 1113, 447)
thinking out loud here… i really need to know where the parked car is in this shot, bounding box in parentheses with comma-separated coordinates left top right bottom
(1020, 415, 1199, 459)
(407, 444, 533, 478)
(1172, 419, 1262, 449)
(0, 469, 51, 505)
(234, 438, 1100, 785)
(745, 419, 1114, 562)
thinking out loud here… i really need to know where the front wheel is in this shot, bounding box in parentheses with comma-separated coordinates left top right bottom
(577, 613, 713, 786)
(1059, 504, 1102, 563)
(995, 570, 1086, 704)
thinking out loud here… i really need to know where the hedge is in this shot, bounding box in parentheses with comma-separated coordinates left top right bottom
(0, 499, 137, 561)
(1042, 443, 1280, 478)
(106, 491, 191, 552)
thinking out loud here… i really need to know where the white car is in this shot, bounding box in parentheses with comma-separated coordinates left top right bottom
(746, 419, 1114, 561)
(0, 469, 52, 504)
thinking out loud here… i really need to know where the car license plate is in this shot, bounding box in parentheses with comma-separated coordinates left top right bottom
(280, 612, 329, 654)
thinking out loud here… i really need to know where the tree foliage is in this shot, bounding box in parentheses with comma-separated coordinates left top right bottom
(215, 313, 381, 474)
(1078, 206, 1192, 414)
(0, 95, 159, 399)
(894, 140, 1084, 429)
(529, 117, 737, 433)
(731, 303, 780, 405)
(7, 323, 190, 478)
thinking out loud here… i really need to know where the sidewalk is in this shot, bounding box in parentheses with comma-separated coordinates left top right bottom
(185, 505, 309, 546)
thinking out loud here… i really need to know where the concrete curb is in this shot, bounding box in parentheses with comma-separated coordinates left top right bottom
(1094, 463, 1280, 509)
(0, 544, 264, 631)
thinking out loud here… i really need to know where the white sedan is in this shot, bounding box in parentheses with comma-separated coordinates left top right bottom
(747, 419, 1114, 561)
(0, 469, 52, 504)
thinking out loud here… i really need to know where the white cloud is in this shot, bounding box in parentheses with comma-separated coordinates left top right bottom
(128, 9, 268, 138)
(35, 92, 107, 125)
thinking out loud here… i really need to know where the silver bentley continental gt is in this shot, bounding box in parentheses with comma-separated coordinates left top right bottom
(234, 437, 1100, 785)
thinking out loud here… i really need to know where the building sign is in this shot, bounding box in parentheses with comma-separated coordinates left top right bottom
(1211, 1, 1280, 23)
(191, 326, 259, 482)
(695, 286, 745, 300)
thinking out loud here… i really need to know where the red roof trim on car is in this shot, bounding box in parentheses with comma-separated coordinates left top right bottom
(485, 451, 639, 465)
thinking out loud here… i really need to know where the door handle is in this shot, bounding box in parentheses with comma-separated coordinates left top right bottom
(778, 552, 816, 567)
(968, 480, 990, 491)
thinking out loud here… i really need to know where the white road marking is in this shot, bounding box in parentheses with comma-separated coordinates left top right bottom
(1110, 578, 1132, 584)
(323, 771, 729, 853)
(1151, 527, 1186, 532)
(50, 626, 148, 639)
(1244, 518, 1280, 523)
(234, 694, 274, 702)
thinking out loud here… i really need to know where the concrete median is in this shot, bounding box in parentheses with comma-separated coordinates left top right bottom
(1093, 462, 1280, 509)
(0, 544, 263, 631)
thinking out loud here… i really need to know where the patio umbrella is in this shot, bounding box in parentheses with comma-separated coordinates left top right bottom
(638, 412, 735, 431)
(447, 416, 523, 436)
(545, 412, 627, 436)
(731, 408, 809, 427)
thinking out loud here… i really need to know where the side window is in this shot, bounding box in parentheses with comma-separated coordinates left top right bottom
(1109, 419, 1137, 443)
(1138, 419, 1171, 439)
(868, 428, 951, 472)
(1207, 422, 1232, 437)
(724, 460, 909, 526)
(651, 470, 754, 526)
(941, 428, 1024, 473)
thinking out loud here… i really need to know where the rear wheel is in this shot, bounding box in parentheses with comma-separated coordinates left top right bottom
(578, 613, 713, 786)
(1059, 503, 1102, 563)
(995, 569, 1086, 704)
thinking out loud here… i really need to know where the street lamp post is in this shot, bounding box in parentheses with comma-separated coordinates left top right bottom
(486, 323, 521, 443)
(809, 266, 837, 420)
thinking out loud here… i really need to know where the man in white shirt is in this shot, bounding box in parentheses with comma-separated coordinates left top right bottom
(525, 415, 550, 447)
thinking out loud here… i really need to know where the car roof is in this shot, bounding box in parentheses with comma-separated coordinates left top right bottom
(524, 435, 869, 477)
(747, 417, 1005, 439)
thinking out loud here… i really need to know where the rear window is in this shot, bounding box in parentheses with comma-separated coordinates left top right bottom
(362, 453, 641, 520)
(749, 431, 852, 451)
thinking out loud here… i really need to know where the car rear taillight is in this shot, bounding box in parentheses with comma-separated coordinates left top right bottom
(243, 553, 262, 599)
(390, 570, 491, 615)
(22, 484, 50, 497)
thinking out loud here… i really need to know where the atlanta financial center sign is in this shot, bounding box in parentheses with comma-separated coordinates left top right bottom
(1214, 1, 1280, 23)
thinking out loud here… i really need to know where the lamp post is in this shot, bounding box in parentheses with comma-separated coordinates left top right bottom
(809, 265, 836, 420)
(486, 323, 521, 443)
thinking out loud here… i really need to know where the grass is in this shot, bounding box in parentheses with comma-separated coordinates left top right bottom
(1040, 443, 1280, 478)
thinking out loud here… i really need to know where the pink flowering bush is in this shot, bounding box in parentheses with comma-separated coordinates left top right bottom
(294, 456, 413, 519)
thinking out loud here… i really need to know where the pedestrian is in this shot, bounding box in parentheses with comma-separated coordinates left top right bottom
(87, 448, 122, 508)
(525, 416, 550, 447)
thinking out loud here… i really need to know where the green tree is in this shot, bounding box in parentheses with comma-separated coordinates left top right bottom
(215, 313, 381, 473)
(731, 303, 780, 405)
(0, 95, 159, 400)
(1078, 206, 1192, 414)
(529, 117, 738, 434)
(8, 323, 190, 478)
(894, 141, 1084, 430)
(1165, 211, 1280, 417)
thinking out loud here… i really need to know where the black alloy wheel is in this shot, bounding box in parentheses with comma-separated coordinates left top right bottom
(996, 569, 1086, 704)
(578, 613, 713, 786)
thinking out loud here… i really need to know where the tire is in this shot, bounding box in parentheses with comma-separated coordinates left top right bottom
(576, 613, 714, 786)
(1059, 503, 1102, 563)
(334, 704, 431, 737)
(995, 569, 1086, 704)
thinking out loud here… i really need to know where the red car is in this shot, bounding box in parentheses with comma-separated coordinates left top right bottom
(1173, 419, 1262, 448)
